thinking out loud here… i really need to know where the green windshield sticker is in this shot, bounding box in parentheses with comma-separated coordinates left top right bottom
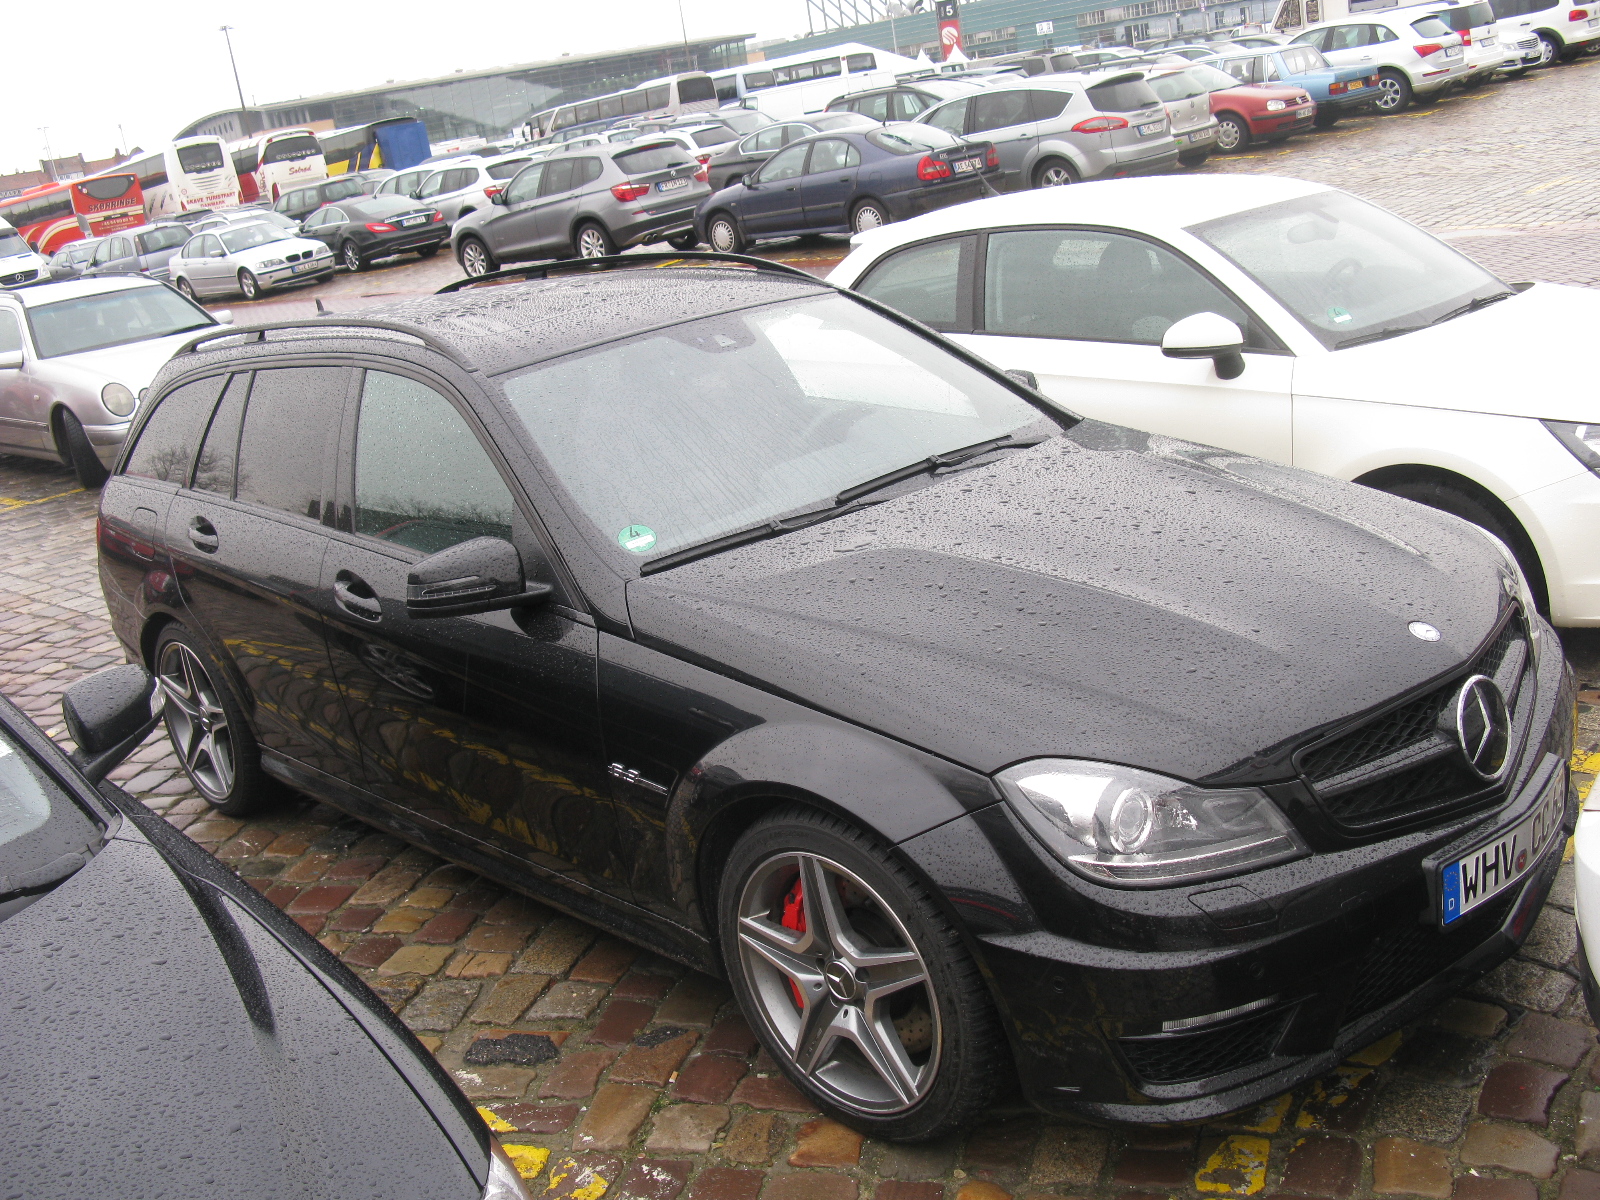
(618, 525, 657, 554)
(1328, 306, 1353, 324)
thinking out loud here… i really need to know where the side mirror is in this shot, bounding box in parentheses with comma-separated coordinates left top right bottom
(406, 536, 552, 619)
(61, 663, 160, 783)
(408, 188, 424, 200)
(490, 191, 509, 205)
(1161, 311, 1246, 380)
(212, 310, 233, 325)
(0, 349, 22, 370)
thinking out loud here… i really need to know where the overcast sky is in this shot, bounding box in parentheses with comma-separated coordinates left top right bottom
(3, 0, 815, 174)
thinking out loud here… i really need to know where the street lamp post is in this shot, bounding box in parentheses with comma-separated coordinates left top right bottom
(220, 26, 251, 138)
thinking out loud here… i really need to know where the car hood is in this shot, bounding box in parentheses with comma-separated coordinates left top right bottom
(36, 328, 212, 390)
(1219, 83, 1311, 100)
(626, 423, 1507, 781)
(1293, 282, 1599, 422)
(0, 831, 479, 1199)
(233, 236, 326, 264)
(1, 250, 43, 268)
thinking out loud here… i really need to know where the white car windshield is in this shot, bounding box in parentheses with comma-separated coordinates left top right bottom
(1189, 190, 1509, 350)
(27, 288, 213, 358)
(0, 234, 30, 257)
(219, 224, 292, 253)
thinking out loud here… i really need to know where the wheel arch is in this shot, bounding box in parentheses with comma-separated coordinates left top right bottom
(139, 610, 182, 669)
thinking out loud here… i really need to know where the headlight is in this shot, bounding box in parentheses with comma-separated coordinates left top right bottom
(257, 257, 286, 270)
(1265, 99, 1288, 111)
(1544, 421, 1600, 477)
(996, 759, 1307, 887)
(101, 382, 137, 417)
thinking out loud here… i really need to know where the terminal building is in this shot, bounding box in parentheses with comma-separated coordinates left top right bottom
(176, 36, 752, 144)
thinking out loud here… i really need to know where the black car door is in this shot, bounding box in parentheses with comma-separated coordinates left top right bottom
(318, 365, 622, 899)
(165, 366, 358, 785)
(301, 207, 345, 250)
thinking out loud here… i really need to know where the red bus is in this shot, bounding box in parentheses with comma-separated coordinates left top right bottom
(0, 171, 145, 254)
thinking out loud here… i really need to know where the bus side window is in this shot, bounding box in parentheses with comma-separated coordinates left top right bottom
(846, 53, 877, 71)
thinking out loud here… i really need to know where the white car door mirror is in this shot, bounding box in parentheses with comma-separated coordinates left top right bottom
(1161, 311, 1246, 380)
(0, 350, 22, 370)
(212, 310, 233, 325)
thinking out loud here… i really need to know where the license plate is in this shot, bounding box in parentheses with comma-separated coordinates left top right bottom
(1189, 128, 1215, 141)
(399, 216, 426, 227)
(1445, 45, 1462, 56)
(292, 262, 319, 274)
(1439, 776, 1565, 924)
(952, 157, 981, 173)
(1349, 79, 1364, 88)
(1588, 15, 1599, 24)
(657, 177, 690, 192)
(1481, 35, 1497, 45)
(1136, 121, 1164, 135)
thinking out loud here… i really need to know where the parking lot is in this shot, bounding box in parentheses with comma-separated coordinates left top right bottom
(5, 51, 1600, 1200)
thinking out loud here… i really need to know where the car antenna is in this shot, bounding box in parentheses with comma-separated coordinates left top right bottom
(315, 298, 328, 315)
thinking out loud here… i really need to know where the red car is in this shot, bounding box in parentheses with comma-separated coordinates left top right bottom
(1186, 63, 1318, 152)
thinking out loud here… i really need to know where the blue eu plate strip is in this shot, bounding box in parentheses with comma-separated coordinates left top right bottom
(1441, 861, 1462, 925)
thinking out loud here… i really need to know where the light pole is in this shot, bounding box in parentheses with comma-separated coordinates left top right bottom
(220, 26, 251, 138)
(676, 0, 691, 68)
(39, 127, 54, 179)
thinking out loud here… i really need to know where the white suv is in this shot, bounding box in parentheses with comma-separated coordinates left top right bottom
(412, 153, 537, 224)
(1289, 11, 1472, 110)
(0, 222, 50, 290)
(1489, 0, 1600, 63)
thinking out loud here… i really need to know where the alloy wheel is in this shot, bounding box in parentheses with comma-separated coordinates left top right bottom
(157, 641, 236, 802)
(1373, 77, 1406, 110)
(342, 242, 362, 272)
(736, 851, 940, 1114)
(461, 241, 490, 277)
(1536, 34, 1557, 66)
(177, 278, 197, 300)
(238, 270, 259, 300)
(578, 227, 611, 258)
(1037, 164, 1076, 187)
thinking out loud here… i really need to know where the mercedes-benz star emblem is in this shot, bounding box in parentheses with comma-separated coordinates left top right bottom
(1445, 674, 1510, 780)
(1409, 621, 1441, 641)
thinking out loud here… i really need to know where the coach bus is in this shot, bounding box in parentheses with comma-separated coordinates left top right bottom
(318, 117, 431, 176)
(0, 171, 145, 253)
(708, 43, 917, 119)
(230, 128, 326, 203)
(530, 71, 719, 139)
(120, 137, 241, 217)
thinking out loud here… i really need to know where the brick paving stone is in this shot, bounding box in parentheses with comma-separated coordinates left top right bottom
(1578, 1092, 1600, 1159)
(377, 944, 453, 976)
(469, 974, 551, 1025)
(955, 1183, 1012, 1200)
(1374, 1075, 1474, 1142)
(1029, 1126, 1109, 1191)
(573, 1083, 658, 1150)
(1297, 1067, 1381, 1133)
(401, 980, 480, 1031)
(1113, 1149, 1191, 1189)
(342, 935, 404, 969)
(263, 882, 300, 908)
(656, 975, 731, 1027)
(323, 855, 387, 880)
(1520, 910, 1579, 969)
(545, 1155, 624, 1200)
(613, 1031, 699, 1086)
(571, 938, 640, 984)
(326, 905, 384, 932)
(731, 1074, 818, 1114)
(1478, 1063, 1568, 1124)
(485, 1102, 582, 1133)
(451, 1066, 536, 1099)
(349, 866, 421, 905)
(285, 883, 358, 916)
(1372, 1139, 1452, 1198)
(646, 1104, 732, 1154)
(674, 1054, 749, 1103)
(372, 907, 432, 934)
(1394, 1030, 1497, 1090)
(185, 817, 243, 843)
(445, 951, 513, 979)
(722, 1113, 781, 1165)
(614, 1159, 694, 1200)
(763, 1173, 859, 1200)
(1459, 1124, 1560, 1178)
(593, 999, 664, 1047)
(516, 918, 596, 975)
(789, 1119, 865, 1168)
(1278, 1136, 1360, 1198)
(1504, 1014, 1594, 1069)
(1476, 959, 1576, 1014)
(403, 885, 455, 910)
(965, 1119, 1042, 1173)
(875, 1184, 946, 1200)
(703, 1016, 760, 1058)
(530, 981, 607, 1020)
(366, 978, 421, 1011)
(540, 1050, 618, 1099)
(1195, 1135, 1271, 1197)
(416, 909, 477, 943)
(615, 973, 679, 1003)
(1561, 1171, 1600, 1200)
(686, 1167, 764, 1200)
(482, 894, 551, 926)
(281, 853, 338, 882)
(463, 924, 531, 953)
(1453, 1177, 1539, 1200)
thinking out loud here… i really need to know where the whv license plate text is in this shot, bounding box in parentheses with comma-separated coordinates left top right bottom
(1439, 778, 1565, 924)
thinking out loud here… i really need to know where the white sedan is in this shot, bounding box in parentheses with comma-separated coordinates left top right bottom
(168, 221, 334, 302)
(830, 176, 1600, 627)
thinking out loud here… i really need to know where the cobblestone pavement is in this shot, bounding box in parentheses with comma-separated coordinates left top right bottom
(7, 52, 1600, 1200)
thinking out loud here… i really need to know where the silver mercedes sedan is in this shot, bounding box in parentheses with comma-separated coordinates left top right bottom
(0, 277, 222, 488)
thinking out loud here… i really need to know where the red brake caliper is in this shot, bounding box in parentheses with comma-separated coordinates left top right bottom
(780, 875, 807, 1009)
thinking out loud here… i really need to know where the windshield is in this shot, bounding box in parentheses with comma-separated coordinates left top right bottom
(28, 287, 213, 357)
(0, 234, 29, 257)
(868, 124, 960, 153)
(1189, 190, 1507, 349)
(499, 293, 1052, 562)
(176, 143, 225, 174)
(1148, 68, 1214, 101)
(219, 224, 292, 253)
(0, 727, 102, 917)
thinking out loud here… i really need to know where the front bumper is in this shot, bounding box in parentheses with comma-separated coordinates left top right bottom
(261, 260, 335, 288)
(899, 616, 1573, 1121)
(369, 230, 448, 257)
(85, 419, 134, 467)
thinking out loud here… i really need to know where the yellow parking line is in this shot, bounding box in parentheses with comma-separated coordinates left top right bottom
(0, 487, 85, 512)
(1525, 176, 1575, 194)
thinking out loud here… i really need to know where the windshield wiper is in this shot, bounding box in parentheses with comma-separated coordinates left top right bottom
(1428, 290, 1516, 327)
(1334, 291, 1516, 350)
(639, 435, 1043, 576)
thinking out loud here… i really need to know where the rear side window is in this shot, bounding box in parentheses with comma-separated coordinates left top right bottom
(613, 145, 693, 174)
(1410, 15, 1454, 34)
(235, 367, 346, 520)
(354, 371, 515, 553)
(487, 158, 531, 180)
(1087, 79, 1162, 112)
(578, 158, 603, 185)
(1029, 90, 1073, 120)
(123, 375, 227, 483)
(855, 237, 972, 330)
(968, 91, 1033, 134)
(854, 93, 893, 121)
(539, 160, 578, 196)
(1279, 46, 1325, 73)
(193, 373, 249, 495)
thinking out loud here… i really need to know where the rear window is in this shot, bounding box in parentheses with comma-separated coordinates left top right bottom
(325, 178, 365, 201)
(1409, 15, 1455, 34)
(691, 127, 737, 148)
(613, 145, 694, 174)
(487, 158, 532, 179)
(1086, 78, 1162, 112)
(262, 135, 321, 165)
(176, 143, 225, 174)
(1147, 70, 1210, 101)
(138, 227, 189, 254)
(77, 175, 137, 201)
(1432, 1, 1494, 27)
(677, 76, 717, 105)
(866, 125, 961, 154)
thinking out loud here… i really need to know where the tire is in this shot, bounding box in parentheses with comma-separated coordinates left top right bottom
(666, 231, 700, 251)
(1178, 149, 1211, 167)
(1504, 67, 1532, 79)
(1534, 32, 1561, 66)
(1031, 157, 1079, 188)
(1214, 113, 1251, 152)
(719, 806, 1004, 1141)
(176, 276, 198, 301)
(237, 269, 261, 300)
(416, 244, 440, 258)
(1371, 69, 1414, 113)
(458, 237, 496, 277)
(1375, 478, 1549, 615)
(341, 241, 365, 272)
(57, 410, 108, 490)
(707, 212, 746, 254)
(574, 222, 616, 259)
(1313, 109, 1340, 128)
(851, 200, 890, 232)
(154, 624, 287, 817)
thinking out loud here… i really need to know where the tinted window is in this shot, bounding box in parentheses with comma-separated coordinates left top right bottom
(866, 125, 961, 153)
(923, 99, 970, 137)
(892, 92, 931, 120)
(578, 158, 603, 185)
(854, 92, 892, 121)
(748, 128, 786, 153)
(1087, 78, 1162, 112)
(0, 310, 20, 355)
(677, 75, 717, 104)
(124, 375, 227, 483)
(855, 237, 970, 330)
(138, 226, 189, 254)
(968, 90, 1033, 133)
(354, 371, 515, 554)
(193, 373, 248, 495)
(984, 229, 1261, 347)
(646, 85, 670, 107)
(758, 144, 809, 183)
(504, 165, 543, 204)
(325, 178, 366, 201)
(262, 135, 320, 165)
(846, 52, 878, 71)
(1029, 90, 1073, 120)
(613, 145, 694, 174)
(539, 160, 578, 196)
(1410, 15, 1455, 33)
(487, 158, 532, 180)
(807, 139, 861, 172)
(235, 367, 345, 520)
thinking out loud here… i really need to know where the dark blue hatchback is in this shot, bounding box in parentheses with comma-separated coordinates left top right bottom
(696, 124, 997, 252)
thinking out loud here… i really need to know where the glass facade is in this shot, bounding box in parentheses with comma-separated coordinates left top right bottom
(180, 37, 751, 143)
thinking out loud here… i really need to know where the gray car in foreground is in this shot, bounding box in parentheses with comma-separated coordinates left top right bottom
(0, 277, 219, 487)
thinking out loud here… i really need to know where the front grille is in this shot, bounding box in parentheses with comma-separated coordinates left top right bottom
(1, 269, 38, 286)
(1296, 610, 1531, 831)
(1118, 1007, 1294, 1085)
(1342, 890, 1516, 1023)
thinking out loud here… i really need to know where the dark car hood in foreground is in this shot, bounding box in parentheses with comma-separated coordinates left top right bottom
(0, 826, 480, 1200)
(627, 422, 1507, 782)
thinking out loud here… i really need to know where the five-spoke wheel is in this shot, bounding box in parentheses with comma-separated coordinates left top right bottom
(158, 639, 235, 802)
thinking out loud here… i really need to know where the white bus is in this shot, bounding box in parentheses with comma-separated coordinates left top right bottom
(230, 129, 326, 205)
(532, 71, 720, 138)
(122, 137, 241, 217)
(709, 43, 920, 120)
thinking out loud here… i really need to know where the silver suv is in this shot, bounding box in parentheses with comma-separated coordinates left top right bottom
(916, 73, 1178, 190)
(411, 154, 536, 224)
(81, 223, 193, 282)
(451, 140, 709, 275)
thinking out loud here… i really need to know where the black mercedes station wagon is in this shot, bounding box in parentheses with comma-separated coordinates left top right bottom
(97, 255, 1573, 1140)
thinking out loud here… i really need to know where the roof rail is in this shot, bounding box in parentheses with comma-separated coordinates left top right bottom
(171, 316, 475, 369)
(435, 250, 821, 293)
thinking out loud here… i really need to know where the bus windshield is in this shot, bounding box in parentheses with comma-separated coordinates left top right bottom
(262, 135, 321, 164)
(28, 288, 213, 357)
(176, 143, 225, 174)
(219, 224, 291, 253)
(77, 175, 137, 201)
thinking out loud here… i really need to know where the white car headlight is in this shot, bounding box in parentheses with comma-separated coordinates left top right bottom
(1265, 99, 1288, 111)
(1544, 421, 1600, 477)
(257, 257, 286, 270)
(996, 759, 1307, 888)
(101, 383, 137, 417)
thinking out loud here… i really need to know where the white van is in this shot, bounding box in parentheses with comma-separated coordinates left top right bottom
(1273, 0, 1599, 62)
(711, 43, 920, 121)
(0, 222, 50, 290)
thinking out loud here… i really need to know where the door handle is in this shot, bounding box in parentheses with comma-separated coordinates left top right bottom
(187, 516, 218, 552)
(334, 572, 382, 621)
